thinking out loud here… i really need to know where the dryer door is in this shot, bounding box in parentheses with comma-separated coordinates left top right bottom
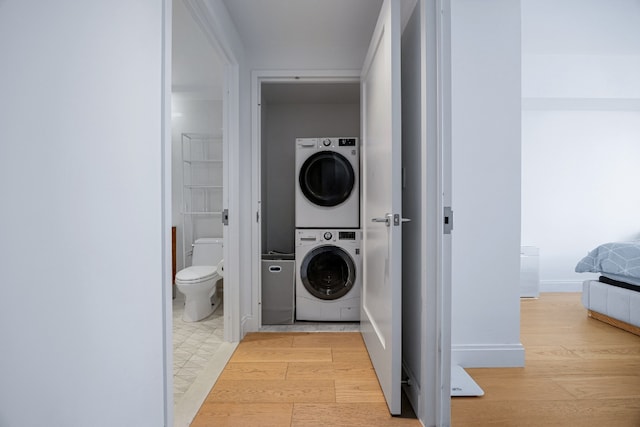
(299, 151, 355, 207)
(300, 245, 356, 300)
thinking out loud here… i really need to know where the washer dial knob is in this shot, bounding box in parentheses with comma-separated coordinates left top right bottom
(322, 138, 331, 147)
(323, 232, 333, 240)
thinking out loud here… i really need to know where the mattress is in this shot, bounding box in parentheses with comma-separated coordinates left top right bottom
(582, 279, 640, 329)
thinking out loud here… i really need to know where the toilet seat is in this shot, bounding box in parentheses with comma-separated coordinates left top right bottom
(175, 266, 218, 284)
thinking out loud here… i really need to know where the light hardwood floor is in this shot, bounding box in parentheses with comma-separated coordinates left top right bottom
(453, 293, 640, 426)
(191, 332, 420, 426)
(192, 293, 640, 426)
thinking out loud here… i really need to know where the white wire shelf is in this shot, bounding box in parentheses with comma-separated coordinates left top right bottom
(183, 159, 223, 164)
(181, 211, 223, 216)
(181, 132, 224, 267)
(184, 185, 223, 189)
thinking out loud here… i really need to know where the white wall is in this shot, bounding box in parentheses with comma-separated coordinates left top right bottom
(172, 0, 225, 273)
(0, 1, 170, 426)
(172, 0, 225, 276)
(521, 0, 640, 290)
(171, 97, 223, 272)
(451, 0, 524, 367)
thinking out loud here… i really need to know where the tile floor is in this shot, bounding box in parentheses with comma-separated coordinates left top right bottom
(172, 292, 224, 403)
(260, 322, 360, 332)
(173, 291, 239, 427)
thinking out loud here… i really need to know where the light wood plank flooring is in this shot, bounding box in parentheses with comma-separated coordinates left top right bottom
(453, 293, 640, 426)
(191, 332, 419, 426)
(192, 293, 640, 426)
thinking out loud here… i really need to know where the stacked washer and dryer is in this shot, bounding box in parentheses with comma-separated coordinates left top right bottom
(295, 137, 362, 321)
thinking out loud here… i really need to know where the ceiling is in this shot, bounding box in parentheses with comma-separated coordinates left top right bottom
(222, 0, 383, 66)
(171, 0, 417, 100)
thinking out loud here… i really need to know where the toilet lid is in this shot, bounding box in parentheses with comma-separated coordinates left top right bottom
(175, 266, 217, 284)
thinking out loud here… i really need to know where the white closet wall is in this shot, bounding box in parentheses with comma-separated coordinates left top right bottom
(261, 84, 360, 254)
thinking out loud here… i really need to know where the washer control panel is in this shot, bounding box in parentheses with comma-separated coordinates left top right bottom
(296, 229, 361, 245)
(338, 138, 357, 147)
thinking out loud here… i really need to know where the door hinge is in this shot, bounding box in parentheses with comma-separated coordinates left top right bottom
(222, 209, 229, 226)
(256, 210, 260, 223)
(444, 206, 453, 234)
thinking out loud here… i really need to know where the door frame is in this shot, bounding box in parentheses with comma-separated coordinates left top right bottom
(250, 70, 360, 330)
(434, 1, 453, 423)
(428, 0, 453, 423)
(402, 1, 452, 423)
(161, 2, 172, 423)
(182, 0, 242, 343)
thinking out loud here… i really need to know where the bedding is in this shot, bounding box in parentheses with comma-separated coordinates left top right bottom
(575, 242, 640, 279)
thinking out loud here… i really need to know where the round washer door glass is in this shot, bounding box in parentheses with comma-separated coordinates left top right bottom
(300, 245, 356, 300)
(299, 151, 355, 207)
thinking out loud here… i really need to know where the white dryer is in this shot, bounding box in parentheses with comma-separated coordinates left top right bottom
(295, 137, 360, 228)
(295, 228, 361, 321)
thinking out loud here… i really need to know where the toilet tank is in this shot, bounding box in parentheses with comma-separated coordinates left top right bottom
(191, 238, 223, 266)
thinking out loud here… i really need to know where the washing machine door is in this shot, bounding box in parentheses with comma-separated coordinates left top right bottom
(299, 151, 355, 207)
(300, 245, 356, 300)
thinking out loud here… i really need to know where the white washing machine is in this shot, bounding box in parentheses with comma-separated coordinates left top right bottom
(295, 228, 361, 321)
(295, 137, 360, 228)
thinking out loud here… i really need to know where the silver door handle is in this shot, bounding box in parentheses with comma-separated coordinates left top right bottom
(372, 214, 410, 227)
(371, 214, 391, 226)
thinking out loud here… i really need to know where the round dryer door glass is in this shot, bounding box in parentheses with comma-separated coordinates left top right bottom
(300, 245, 356, 300)
(299, 151, 355, 207)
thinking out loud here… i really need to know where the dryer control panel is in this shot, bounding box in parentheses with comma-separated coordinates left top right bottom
(338, 231, 356, 240)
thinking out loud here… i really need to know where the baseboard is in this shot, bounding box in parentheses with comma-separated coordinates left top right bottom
(540, 280, 584, 293)
(241, 314, 258, 337)
(452, 343, 525, 368)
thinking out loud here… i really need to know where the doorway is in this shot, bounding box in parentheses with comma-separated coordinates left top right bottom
(252, 75, 362, 330)
(170, 0, 241, 423)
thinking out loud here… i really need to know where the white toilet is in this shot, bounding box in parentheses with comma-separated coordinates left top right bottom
(175, 238, 224, 322)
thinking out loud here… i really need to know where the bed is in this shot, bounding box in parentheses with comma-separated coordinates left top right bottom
(576, 241, 640, 336)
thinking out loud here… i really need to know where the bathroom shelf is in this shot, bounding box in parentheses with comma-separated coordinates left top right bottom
(182, 211, 223, 216)
(181, 133, 223, 267)
(183, 160, 223, 163)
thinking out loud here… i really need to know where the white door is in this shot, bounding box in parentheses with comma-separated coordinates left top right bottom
(360, 0, 403, 416)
